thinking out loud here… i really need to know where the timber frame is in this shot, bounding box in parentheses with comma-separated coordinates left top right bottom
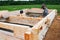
(0, 8, 57, 40)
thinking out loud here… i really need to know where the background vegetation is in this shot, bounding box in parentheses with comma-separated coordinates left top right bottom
(0, 0, 60, 15)
(0, 0, 60, 5)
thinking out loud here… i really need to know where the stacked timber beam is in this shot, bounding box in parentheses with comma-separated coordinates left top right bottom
(0, 8, 57, 40)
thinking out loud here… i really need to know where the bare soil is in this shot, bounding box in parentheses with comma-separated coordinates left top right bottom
(43, 16, 60, 40)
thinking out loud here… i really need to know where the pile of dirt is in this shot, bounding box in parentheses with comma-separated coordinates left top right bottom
(43, 16, 60, 40)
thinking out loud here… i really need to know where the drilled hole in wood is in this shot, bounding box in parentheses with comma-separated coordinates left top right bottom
(40, 26, 43, 30)
(45, 18, 50, 25)
(6, 17, 9, 20)
(0, 15, 3, 19)
(5, 17, 10, 22)
(45, 21, 48, 24)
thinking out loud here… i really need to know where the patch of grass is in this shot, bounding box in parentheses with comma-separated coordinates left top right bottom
(0, 5, 60, 15)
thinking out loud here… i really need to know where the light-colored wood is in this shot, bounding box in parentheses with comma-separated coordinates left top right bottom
(6, 16, 42, 26)
(0, 30, 23, 40)
(0, 30, 14, 36)
(6, 36, 22, 40)
(0, 9, 57, 40)
(0, 10, 8, 18)
(0, 23, 14, 30)
(31, 10, 57, 40)
(25, 8, 52, 14)
(24, 32, 32, 40)
(14, 26, 30, 38)
(0, 31, 7, 40)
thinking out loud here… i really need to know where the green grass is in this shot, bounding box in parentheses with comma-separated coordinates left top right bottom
(0, 5, 60, 15)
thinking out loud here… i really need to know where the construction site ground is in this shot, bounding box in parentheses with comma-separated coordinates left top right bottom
(43, 16, 60, 40)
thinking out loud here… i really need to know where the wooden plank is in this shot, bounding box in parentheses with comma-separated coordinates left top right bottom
(0, 23, 14, 30)
(6, 36, 22, 40)
(32, 10, 57, 40)
(0, 9, 57, 40)
(0, 32, 7, 40)
(0, 31, 6, 40)
(26, 8, 52, 13)
(0, 22, 30, 39)
(24, 32, 32, 40)
(14, 26, 30, 38)
(0, 30, 23, 40)
(32, 28, 39, 40)
(0, 30, 14, 37)
(0, 10, 8, 18)
(6, 16, 42, 26)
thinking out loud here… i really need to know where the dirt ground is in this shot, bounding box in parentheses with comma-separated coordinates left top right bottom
(43, 16, 60, 40)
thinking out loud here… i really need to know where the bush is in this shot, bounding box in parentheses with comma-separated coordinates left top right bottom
(0, 1, 60, 6)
